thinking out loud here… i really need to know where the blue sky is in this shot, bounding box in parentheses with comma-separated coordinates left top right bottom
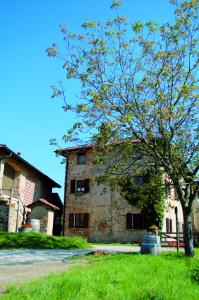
(0, 0, 175, 199)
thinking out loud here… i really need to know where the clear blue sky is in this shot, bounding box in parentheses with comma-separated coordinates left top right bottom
(0, 0, 175, 200)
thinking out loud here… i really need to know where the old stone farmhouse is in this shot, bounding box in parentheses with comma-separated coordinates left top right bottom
(0, 144, 63, 235)
(57, 143, 199, 243)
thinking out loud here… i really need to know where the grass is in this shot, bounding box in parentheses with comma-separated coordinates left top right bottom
(0, 232, 89, 250)
(1, 250, 199, 300)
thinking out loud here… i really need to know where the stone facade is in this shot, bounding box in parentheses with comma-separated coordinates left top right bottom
(29, 206, 55, 235)
(0, 145, 61, 233)
(61, 147, 184, 243)
(0, 202, 8, 231)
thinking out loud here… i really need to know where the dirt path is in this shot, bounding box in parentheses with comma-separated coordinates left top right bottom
(0, 245, 182, 293)
(0, 261, 71, 293)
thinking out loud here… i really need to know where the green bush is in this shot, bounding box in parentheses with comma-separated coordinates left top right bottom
(190, 261, 199, 284)
(0, 232, 89, 250)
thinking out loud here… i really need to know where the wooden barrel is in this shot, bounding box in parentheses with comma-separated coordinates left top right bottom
(141, 233, 161, 255)
(29, 219, 40, 232)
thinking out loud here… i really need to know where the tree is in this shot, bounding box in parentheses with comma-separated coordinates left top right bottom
(118, 171, 166, 230)
(47, 0, 199, 256)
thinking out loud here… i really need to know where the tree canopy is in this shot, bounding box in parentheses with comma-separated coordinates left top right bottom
(47, 0, 199, 256)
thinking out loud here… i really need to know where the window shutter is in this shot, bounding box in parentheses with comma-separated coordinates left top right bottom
(126, 213, 133, 229)
(170, 219, 172, 233)
(166, 218, 170, 232)
(69, 213, 74, 228)
(71, 180, 76, 193)
(84, 213, 89, 228)
(84, 179, 90, 193)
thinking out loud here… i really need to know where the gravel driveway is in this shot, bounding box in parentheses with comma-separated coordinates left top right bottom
(0, 249, 92, 266)
(0, 248, 92, 292)
(0, 245, 182, 292)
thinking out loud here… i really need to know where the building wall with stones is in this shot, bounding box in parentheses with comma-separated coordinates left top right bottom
(63, 149, 184, 243)
(29, 206, 55, 235)
(0, 148, 59, 233)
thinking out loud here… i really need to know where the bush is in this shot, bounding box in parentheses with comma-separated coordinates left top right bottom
(190, 261, 199, 284)
(0, 232, 89, 250)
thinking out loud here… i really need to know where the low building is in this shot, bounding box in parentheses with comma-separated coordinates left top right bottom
(0, 144, 63, 235)
(57, 144, 184, 243)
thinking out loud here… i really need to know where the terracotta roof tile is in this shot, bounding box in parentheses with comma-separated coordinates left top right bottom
(27, 198, 60, 210)
(56, 138, 140, 156)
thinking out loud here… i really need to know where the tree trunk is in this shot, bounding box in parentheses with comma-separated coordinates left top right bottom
(183, 207, 195, 256)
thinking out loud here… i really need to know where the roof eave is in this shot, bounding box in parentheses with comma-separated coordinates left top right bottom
(0, 145, 61, 188)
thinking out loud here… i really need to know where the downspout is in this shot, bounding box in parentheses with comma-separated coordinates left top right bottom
(7, 188, 13, 232)
(62, 157, 68, 236)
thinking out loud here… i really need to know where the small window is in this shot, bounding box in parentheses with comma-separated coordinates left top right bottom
(126, 213, 146, 229)
(69, 213, 89, 228)
(165, 180, 171, 196)
(71, 179, 89, 194)
(135, 176, 144, 185)
(77, 153, 86, 165)
(135, 151, 142, 160)
(133, 214, 145, 229)
(166, 218, 172, 233)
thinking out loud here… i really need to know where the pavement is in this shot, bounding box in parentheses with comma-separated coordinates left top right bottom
(0, 245, 183, 292)
(0, 249, 92, 266)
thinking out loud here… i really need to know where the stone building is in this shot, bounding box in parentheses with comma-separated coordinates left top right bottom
(0, 144, 63, 235)
(57, 144, 184, 243)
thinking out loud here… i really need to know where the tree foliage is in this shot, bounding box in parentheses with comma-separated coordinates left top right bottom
(47, 0, 199, 256)
(118, 171, 166, 229)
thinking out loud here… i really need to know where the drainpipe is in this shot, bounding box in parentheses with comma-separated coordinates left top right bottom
(7, 188, 13, 232)
(16, 198, 20, 232)
(62, 158, 68, 236)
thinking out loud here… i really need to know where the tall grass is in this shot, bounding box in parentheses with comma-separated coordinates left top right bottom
(0, 232, 89, 250)
(1, 251, 199, 300)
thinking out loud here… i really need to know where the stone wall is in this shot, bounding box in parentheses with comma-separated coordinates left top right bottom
(0, 202, 8, 231)
(193, 200, 199, 232)
(64, 149, 184, 243)
(0, 199, 20, 232)
(29, 205, 54, 235)
(0, 154, 54, 232)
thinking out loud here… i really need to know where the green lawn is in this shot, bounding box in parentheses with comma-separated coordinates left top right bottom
(1, 251, 199, 300)
(0, 232, 89, 250)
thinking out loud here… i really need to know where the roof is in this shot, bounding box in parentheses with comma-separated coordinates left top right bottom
(27, 198, 60, 210)
(0, 144, 61, 188)
(56, 139, 141, 157)
(56, 143, 93, 156)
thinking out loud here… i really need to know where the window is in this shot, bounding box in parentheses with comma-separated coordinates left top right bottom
(165, 180, 171, 196)
(126, 213, 146, 229)
(70, 179, 89, 194)
(166, 218, 173, 233)
(135, 176, 144, 185)
(133, 214, 145, 229)
(135, 151, 142, 160)
(77, 153, 86, 165)
(69, 213, 89, 228)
